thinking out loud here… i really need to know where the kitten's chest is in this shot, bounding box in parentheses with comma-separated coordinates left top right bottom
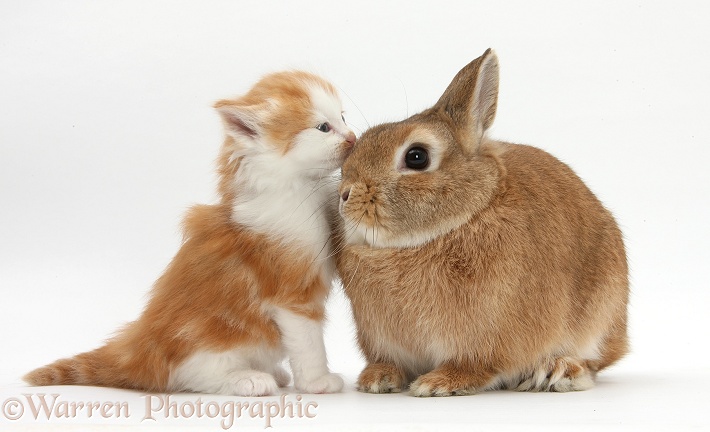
(233, 182, 334, 263)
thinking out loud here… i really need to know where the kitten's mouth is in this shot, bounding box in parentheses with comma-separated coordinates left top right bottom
(323, 157, 343, 171)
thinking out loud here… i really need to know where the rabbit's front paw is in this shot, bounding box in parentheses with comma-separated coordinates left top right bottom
(357, 363, 406, 393)
(295, 373, 344, 394)
(409, 367, 483, 397)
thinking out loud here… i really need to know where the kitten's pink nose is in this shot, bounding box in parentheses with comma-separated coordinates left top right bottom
(345, 131, 356, 146)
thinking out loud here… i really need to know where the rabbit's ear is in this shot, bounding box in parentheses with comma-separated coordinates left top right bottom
(434, 49, 499, 154)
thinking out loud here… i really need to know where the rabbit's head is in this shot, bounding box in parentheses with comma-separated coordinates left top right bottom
(339, 49, 503, 248)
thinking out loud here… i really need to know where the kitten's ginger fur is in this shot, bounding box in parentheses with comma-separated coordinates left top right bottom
(24, 71, 355, 396)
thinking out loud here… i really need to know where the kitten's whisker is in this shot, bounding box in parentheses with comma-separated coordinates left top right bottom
(299, 198, 336, 228)
(288, 177, 339, 220)
(311, 216, 359, 263)
(312, 231, 333, 264)
(348, 124, 364, 134)
(337, 85, 370, 128)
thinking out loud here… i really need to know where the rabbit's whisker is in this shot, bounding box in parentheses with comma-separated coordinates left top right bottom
(319, 212, 366, 262)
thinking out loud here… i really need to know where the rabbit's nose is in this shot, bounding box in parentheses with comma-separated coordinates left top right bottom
(341, 187, 351, 202)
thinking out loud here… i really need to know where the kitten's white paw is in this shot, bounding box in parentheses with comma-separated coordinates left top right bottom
(225, 371, 278, 397)
(296, 373, 344, 394)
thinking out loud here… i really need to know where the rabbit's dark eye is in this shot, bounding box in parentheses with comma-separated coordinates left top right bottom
(405, 146, 429, 170)
(316, 123, 331, 133)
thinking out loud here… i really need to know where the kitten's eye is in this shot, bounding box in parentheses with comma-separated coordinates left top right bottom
(341, 114, 346, 124)
(405, 146, 429, 170)
(316, 123, 331, 133)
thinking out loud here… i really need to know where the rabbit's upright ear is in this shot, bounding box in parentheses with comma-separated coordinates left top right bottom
(434, 49, 499, 154)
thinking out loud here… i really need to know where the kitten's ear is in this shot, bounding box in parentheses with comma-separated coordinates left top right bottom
(434, 49, 499, 154)
(214, 100, 263, 140)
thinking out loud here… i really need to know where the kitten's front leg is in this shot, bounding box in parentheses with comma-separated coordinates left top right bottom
(271, 307, 343, 394)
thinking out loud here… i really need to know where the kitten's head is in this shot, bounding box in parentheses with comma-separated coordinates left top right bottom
(214, 71, 355, 200)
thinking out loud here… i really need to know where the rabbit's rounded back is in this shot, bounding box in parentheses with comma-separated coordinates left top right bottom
(336, 49, 628, 396)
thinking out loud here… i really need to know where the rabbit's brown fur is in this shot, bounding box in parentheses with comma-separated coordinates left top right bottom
(335, 49, 628, 396)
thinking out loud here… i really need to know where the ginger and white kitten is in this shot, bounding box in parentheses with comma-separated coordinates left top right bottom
(24, 71, 355, 396)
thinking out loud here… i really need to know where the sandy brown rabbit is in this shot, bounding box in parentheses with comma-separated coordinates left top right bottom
(335, 49, 629, 397)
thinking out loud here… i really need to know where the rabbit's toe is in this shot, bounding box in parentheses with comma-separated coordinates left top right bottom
(515, 357, 595, 392)
(548, 357, 595, 392)
(409, 374, 477, 397)
(408, 365, 490, 397)
(357, 363, 406, 393)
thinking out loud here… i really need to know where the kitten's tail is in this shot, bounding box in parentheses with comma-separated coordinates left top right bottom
(23, 346, 123, 388)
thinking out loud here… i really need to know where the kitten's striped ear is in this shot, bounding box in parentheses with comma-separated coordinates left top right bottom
(214, 100, 264, 139)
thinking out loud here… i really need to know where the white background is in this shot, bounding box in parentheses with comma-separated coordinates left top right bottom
(1, 1, 709, 431)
